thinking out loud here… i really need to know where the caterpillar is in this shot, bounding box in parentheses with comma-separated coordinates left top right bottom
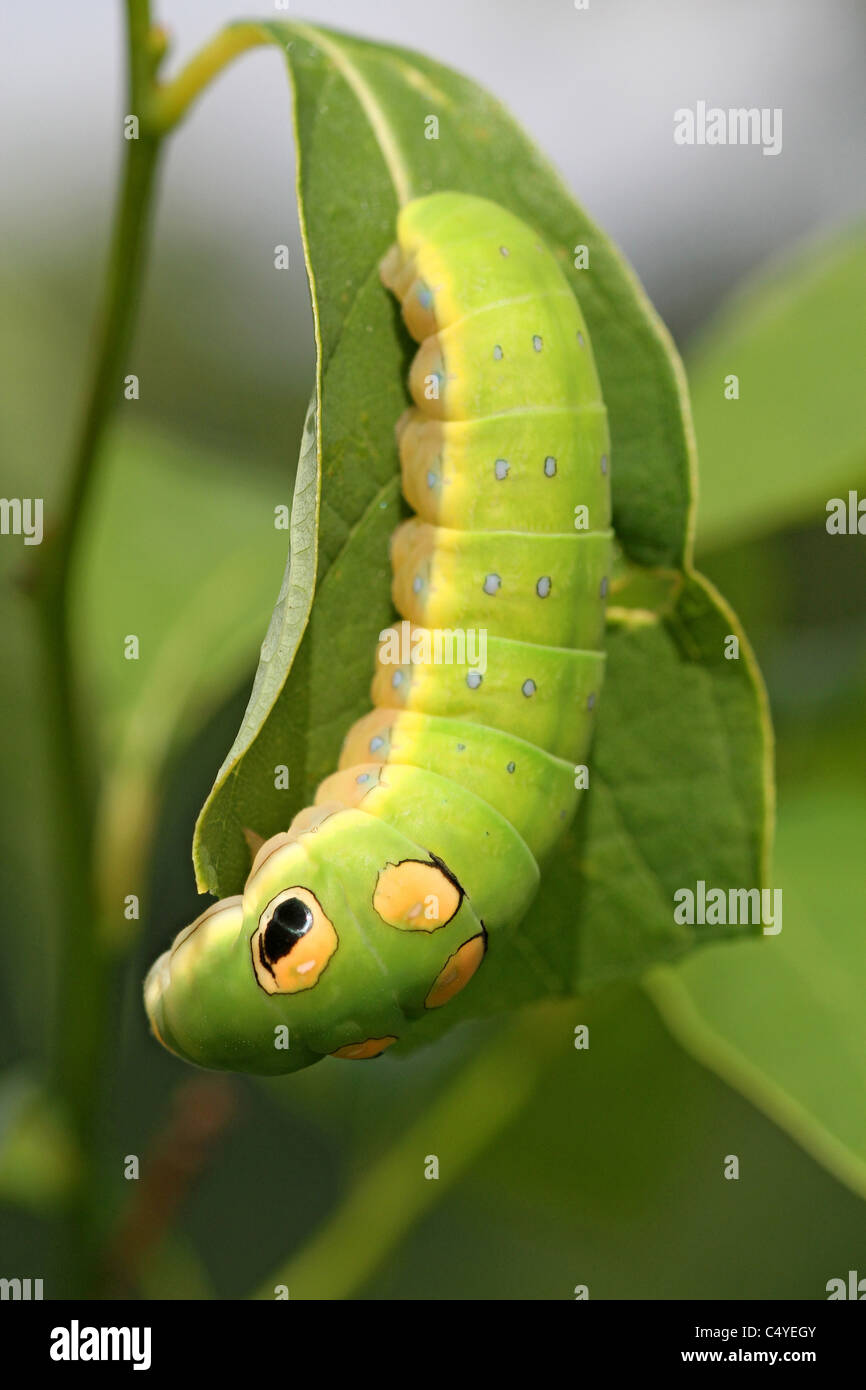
(144, 192, 612, 1074)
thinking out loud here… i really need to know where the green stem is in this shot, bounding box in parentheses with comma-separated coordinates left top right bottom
(35, 4, 281, 1299)
(149, 23, 271, 133)
(39, 0, 163, 1294)
(252, 1006, 568, 1300)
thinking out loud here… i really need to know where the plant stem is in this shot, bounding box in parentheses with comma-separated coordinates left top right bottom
(149, 23, 270, 133)
(40, 0, 163, 1294)
(252, 1006, 568, 1300)
(37, 3, 280, 1299)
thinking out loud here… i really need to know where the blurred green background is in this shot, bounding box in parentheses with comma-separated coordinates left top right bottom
(1, 0, 865, 1298)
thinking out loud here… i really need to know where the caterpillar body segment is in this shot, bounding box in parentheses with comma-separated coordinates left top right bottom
(145, 193, 611, 1074)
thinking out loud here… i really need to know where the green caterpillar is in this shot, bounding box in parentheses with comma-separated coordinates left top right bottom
(144, 192, 612, 1073)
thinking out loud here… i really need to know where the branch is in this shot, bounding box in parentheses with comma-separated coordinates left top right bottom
(100, 1077, 237, 1297)
(149, 23, 271, 133)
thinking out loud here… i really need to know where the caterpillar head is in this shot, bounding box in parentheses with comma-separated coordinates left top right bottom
(144, 809, 486, 1074)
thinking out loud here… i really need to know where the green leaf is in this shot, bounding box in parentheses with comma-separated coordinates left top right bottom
(688, 229, 866, 553)
(194, 17, 700, 880)
(192, 20, 770, 1007)
(646, 788, 866, 1200)
(72, 418, 287, 936)
(0, 1071, 81, 1213)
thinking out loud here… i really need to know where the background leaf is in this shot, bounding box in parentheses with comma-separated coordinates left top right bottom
(71, 419, 287, 933)
(642, 225, 866, 1199)
(0, 1072, 80, 1213)
(259, 984, 866, 1300)
(647, 788, 866, 1199)
(689, 230, 866, 553)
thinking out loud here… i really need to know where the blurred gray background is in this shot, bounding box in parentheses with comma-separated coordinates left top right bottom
(3, 0, 865, 480)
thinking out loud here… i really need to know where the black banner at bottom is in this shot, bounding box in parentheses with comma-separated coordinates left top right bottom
(0, 1297, 860, 1374)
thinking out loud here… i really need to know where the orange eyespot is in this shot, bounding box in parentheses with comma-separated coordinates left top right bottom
(373, 858, 462, 931)
(251, 887, 338, 995)
(425, 932, 487, 1008)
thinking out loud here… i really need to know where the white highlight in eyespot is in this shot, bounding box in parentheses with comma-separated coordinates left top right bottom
(494, 459, 509, 480)
(536, 577, 551, 598)
(483, 574, 501, 595)
(544, 457, 557, 477)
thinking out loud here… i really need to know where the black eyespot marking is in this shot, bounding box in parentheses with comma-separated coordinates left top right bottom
(264, 896, 313, 962)
(253, 887, 337, 995)
(428, 851, 466, 901)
